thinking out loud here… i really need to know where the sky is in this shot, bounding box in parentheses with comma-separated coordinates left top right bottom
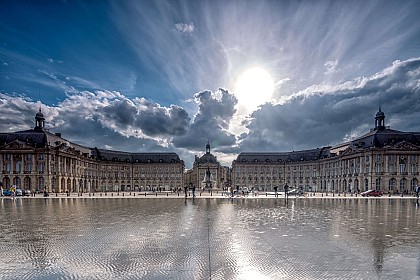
(1, 0, 420, 169)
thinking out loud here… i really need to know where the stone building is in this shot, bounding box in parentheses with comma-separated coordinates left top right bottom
(232, 108, 420, 194)
(0, 109, 184, 193)
(185, 141, 230, 190)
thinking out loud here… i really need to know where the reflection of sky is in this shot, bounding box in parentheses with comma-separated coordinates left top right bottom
(0, 198, 419, 279)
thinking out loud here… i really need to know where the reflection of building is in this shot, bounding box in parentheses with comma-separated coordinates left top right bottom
(232, 108, 420, 193)
(0, 109, 184, 192)
(185, 141, 230, 190)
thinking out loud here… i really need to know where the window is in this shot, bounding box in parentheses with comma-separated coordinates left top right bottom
(375, 164, 382, 174)
(411, 164, 417, 174)
(26, 163, 32, 173)
(39, 154, 44, 160)
(399, 163, 406, 174)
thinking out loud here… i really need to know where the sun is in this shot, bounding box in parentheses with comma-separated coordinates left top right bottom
(234, 67, 274, 113)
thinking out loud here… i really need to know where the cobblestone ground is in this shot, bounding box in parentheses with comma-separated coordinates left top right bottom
(1, 197, 419, 279)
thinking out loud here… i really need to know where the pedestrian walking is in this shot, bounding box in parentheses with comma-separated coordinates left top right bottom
(274, 186, 278, 198)
(192, 185, 196, 197)
(184, 185, 188, 198)
(415, 185, 419, 198)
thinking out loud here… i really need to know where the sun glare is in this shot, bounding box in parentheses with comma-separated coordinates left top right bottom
(234, 67, 274, 113)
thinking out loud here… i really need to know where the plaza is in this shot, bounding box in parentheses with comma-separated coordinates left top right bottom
(1, 196, 419, 279)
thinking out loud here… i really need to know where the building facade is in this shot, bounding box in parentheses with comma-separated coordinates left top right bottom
(232, 108, 420, 194)
(0, 109, 184, 193)
(185, 142, 230, 190)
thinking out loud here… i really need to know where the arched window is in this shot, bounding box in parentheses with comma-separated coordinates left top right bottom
(389, 178, 397, 193)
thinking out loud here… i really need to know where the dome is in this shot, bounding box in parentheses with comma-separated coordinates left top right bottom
(376, 110, 384, 117)
(35, 108, 44, 119)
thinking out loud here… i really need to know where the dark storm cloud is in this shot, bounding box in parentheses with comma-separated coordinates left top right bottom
(173, 88, 237, 150)
(98, 97, 190, 137)
(239, 58, 420, 152)
(134, 103, 190, 137)
(102, 99, 137, 127)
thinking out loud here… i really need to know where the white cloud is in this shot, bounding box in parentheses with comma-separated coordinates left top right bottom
(324, 60, 339, 75)
(175, 22, 194, 34)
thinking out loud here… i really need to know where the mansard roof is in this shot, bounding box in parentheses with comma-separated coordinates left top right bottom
(92, 148, 183, 164)
(331, 128, 420, 155)
(196, 153, 219, 164)
(0, 129, 91, 155)
(235, 147, 331, 164)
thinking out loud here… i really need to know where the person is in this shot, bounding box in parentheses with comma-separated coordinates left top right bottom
(274, 186, 278, 198)
(192, 185, 196, 197)
(415, 185, 419, 198)
(184, 185, 188, 198)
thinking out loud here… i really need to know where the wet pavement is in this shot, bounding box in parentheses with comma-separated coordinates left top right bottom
(1, 197, 419, 279)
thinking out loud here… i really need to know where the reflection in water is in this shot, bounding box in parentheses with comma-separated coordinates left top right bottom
(0, 197, 419, 279)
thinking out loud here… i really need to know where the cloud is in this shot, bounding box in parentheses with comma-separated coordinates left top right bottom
(324, 60, 339, 75)
(175, 22, 194, 34)
(238, 58, 420, 153)
(173, 88, 237, 150)
(1, 58, 420, 169)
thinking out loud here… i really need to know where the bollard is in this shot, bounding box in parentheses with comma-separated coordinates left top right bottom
(134, 193, 135, 197)
(123, 193, 124, 197)
(93, 192, 95, 196)
(130, 192, 132, 196)
(200, 192, 202, 196)
(111, 193, 113, 197)
(322, 193, 323, 197)
(89, 193, 91, 197)
(105, 192, 107, 196)
(266, 193, 268, 197)
(100, 193, 102, 197)
(145, 192, 146, 196)
(117, 192, 119, 196)
(56, 193, 58, 197)
(167, 193, 168, 196)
